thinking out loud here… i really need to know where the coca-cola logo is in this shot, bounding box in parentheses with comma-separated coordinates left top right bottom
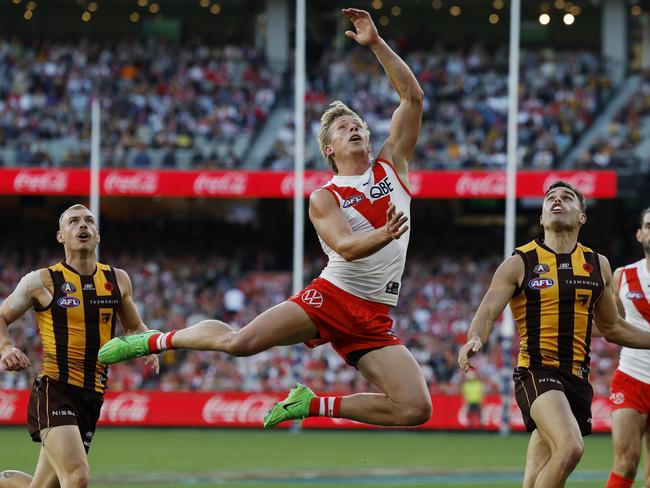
(281, 173, 332, 196)
(193, 173, 247, 196)
(455, 173, 506, 197)
(202, 394, 277, 424)
(543, 173, 597, 196)
(13, 171, 69, 193)
(99, 393, 150, 423)
(104, 172, 159, 195)
(0, 392, 18, 421)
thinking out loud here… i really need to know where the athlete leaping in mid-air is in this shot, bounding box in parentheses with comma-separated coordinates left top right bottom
(99, 8, 431, 429)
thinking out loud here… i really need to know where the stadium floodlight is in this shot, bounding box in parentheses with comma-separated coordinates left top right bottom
(539, 13, 550, 25)
(563, 12, 575, 24)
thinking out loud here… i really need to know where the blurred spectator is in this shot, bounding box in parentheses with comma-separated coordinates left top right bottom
(461, 371, 485, 431)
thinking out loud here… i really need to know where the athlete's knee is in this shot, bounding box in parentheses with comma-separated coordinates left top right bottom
(614, 449, 640, 479)
(399, 395, 432, 426)
(64, 465, 90, 488)
(227, 330, 259, 357)
(556, 441, 584, 473)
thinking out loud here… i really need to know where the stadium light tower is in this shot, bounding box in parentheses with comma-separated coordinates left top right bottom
(500, 0, 521, 436)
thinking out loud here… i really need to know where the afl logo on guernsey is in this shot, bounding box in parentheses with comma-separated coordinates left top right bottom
(528, 278, 555, 290)
(626, 291, 644, 300)
(301, 289, 323, 308)
(342, 194, 364, 208)
(57, 297, 81, 308)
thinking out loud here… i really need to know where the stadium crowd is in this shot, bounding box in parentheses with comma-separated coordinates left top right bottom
(573, 70, 650, 171)
(0, 250, 620, 397)
(0, 38, 613, 171)
(265, 45, 612, 170)
(0, 38, 280, 169)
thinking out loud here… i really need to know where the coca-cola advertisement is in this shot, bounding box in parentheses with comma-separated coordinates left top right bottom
(0, 390, 615, 431)
(0, 168, 617, 199)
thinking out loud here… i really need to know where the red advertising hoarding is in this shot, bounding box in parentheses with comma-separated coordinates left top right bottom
(0, 168, 617, 199)
(0, 389, 614, 432)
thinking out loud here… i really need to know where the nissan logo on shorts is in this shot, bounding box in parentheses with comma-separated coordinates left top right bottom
(301, 289, 323, 308)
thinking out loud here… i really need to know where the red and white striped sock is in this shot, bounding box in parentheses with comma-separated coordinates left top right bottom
(606, 472, 634, 488)
(308, 396, 342, 418)
(147, 331, 178, 354)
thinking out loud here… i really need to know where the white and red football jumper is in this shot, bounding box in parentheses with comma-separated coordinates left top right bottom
(617, 259, 650, 383)
(318, 158, 411, 306)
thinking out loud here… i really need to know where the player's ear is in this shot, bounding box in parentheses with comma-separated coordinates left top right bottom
(56, 230, 64, 244)
(637, 228, 643, 244)
(578, 213, 587, 226)
(325, 145, 334, 157)
(96, 231, 101, 244)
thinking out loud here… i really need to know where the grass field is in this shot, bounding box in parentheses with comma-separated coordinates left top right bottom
(0, 427, 638, 487)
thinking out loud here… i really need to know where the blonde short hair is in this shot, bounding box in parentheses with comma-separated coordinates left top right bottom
(59, 204, 91, 229)
(317, 101, 370, 174)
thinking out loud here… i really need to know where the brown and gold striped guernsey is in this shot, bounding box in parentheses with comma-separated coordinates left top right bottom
(510, 239, 604, 379)
(34, 262, 121, 394)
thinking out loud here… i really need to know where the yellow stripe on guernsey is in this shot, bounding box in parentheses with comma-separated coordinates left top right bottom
(63, 268, 85, 388)
(535, 245, 560, 369)
(94, 263, 115, 391)
(510, 240, 536, 369)
(571, 245, 593, 377)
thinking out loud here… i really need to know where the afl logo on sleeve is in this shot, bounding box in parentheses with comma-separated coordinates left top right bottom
(528, 278, 555, 290)
(301, 289, 324, 308)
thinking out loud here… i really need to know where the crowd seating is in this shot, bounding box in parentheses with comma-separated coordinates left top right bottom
(0, 39, 613, 171)
(0, 251, 620, 396)
(265, 45, 613, 171)
(573, 70, 650, 171)
(0, 39, 280, 169)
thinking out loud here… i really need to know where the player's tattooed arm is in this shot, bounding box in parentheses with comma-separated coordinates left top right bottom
(0, 270, 46, 371)
(309, 190, 408, 261)
(595, 255, 650, 348)
(458, 255, 524, 373)
(342, 8, 423, 183)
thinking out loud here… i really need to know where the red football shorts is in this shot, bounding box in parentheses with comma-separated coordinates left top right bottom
(288, 277, 402, 365)
(610, 369, 650, 413)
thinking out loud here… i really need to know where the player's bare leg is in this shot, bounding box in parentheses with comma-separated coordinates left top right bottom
(522, 430, 551, 488)
(171, 301, 318, 355)
(340, 345, 431, 426)
(610, 409, 645, 483)
(526, 391, 584, 488)
(643, 424, 650, 488)
(39, 426, 89, 488)
(99, 301, 319, 364)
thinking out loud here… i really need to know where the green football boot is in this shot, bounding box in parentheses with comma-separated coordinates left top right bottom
(263, 383, 316, 428)
(98, 330, 159, 364)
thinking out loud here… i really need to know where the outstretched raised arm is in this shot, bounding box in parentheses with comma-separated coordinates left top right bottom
(342, 8, 423, 181)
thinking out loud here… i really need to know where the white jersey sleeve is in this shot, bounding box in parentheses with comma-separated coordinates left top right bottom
(317, 159, 411, 306)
